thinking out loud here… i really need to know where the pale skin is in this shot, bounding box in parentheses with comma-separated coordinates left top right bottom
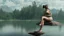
(38, 8, 53, 32)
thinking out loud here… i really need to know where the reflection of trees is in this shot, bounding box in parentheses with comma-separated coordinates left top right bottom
(12, 20, 39, 31)
(0, 21, 13, 28)
(0, 21, 40, 31)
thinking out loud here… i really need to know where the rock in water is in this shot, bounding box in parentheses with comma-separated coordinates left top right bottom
(36, 21, 60, 26)
(28, 31, 44, 36)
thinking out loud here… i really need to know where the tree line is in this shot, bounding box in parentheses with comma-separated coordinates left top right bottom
(0, 1, 64, 20)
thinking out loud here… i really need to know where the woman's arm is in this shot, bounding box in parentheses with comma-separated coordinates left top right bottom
(46, 9, 51, 14)
(46, 9, 52, 16)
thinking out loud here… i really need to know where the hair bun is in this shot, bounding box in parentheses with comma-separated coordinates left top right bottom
(43, 5, 48, 8)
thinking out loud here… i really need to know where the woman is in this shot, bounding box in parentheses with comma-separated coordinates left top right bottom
(38, 5, 53, 33)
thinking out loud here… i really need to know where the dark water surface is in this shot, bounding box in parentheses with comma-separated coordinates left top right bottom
(0, 20, 64, 36)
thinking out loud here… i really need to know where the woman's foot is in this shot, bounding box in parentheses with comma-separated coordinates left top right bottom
(38, 30, 42, 33)
(35, 30, 42, 33)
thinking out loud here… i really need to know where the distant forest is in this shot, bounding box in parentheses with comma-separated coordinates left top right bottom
(0, 1, 64, 20)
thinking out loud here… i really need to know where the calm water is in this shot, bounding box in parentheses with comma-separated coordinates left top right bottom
(0, 20, 64, 36)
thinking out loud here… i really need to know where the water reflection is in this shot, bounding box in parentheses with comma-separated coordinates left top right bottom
(0, 21, 64, 36)
(0, 21, 39, 36)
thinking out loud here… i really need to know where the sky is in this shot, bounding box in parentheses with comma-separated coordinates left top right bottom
(0, 0, 64, 10)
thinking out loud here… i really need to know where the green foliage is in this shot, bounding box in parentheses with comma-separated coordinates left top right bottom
(56, 9, 64, 20)
(0, 1, 64, 20)
(18, 1, 43, 20)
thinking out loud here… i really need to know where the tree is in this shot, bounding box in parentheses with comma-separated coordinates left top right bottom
(57, 9, 64, 20)
(12, 9, 20, 19)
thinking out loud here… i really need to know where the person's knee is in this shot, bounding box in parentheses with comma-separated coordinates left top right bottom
(42, 16, 45, 19)
(42, 16, 47, 20)
(49, 17, 53, 20)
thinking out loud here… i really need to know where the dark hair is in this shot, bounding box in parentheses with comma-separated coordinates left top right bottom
(43, 5, 48, 9)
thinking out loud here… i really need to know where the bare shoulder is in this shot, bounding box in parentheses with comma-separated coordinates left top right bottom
(47, 9, 50, 12)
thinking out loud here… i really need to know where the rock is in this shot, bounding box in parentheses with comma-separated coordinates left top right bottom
(28, 31, 44, 36)
(36, 21, 60, 26)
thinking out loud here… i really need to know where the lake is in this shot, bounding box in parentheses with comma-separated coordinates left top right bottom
(0, 20, 64, 36)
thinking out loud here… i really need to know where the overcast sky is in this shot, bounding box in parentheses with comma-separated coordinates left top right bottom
(0, 0, 64, 10)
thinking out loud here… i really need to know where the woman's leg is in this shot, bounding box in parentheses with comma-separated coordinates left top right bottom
(38, 16, 45, 32)
(38, 16, 53, 32)
(38, 25, 43, 32)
